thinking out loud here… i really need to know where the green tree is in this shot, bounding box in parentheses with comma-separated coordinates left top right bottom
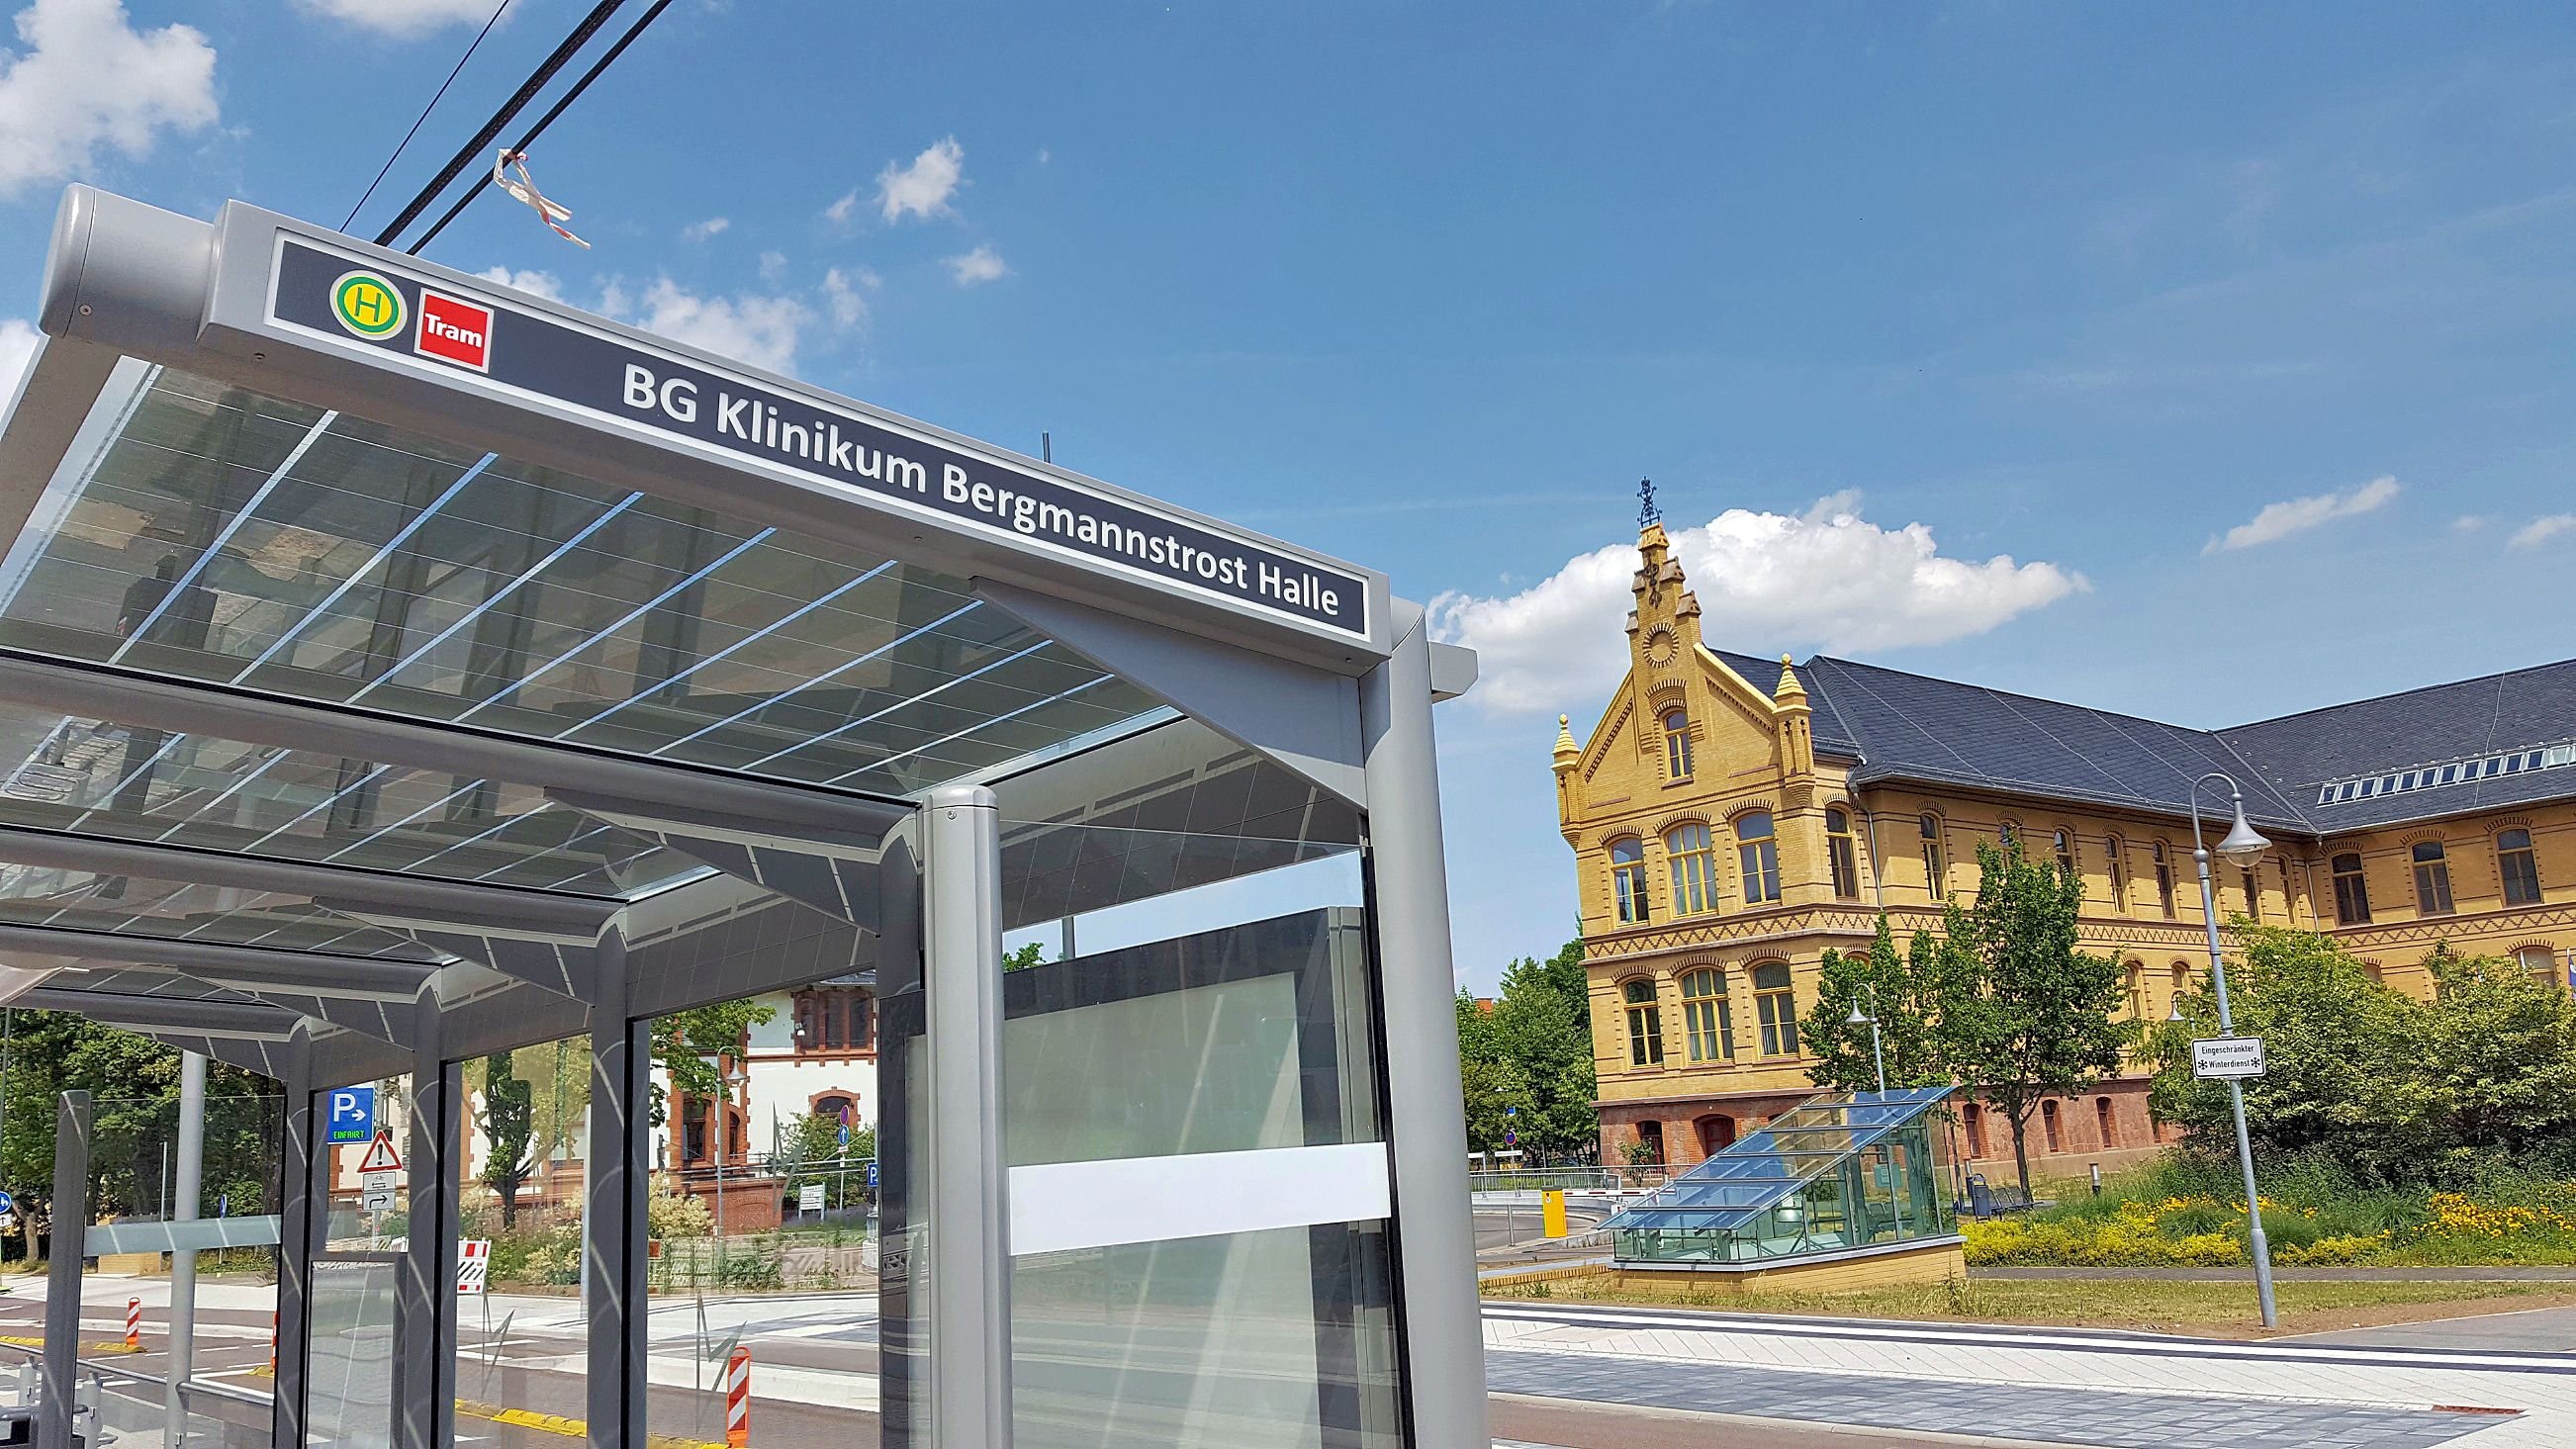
(478, 1052, 537, 1229)
(1936, 838, 2127, 1200)
(1459, 1056, 1536, 1156)
(2146, 925, 2431, 1183)
(648, 999, 777, 1128)
(1801, 916, 1946, 1093)
(773, 1112, 879, 1210)
(0, 1011, 279, 1261)
(2419, 943, 2576, 1162)
(1003, 942, 1050, 972)
(1455, 939, 1597, 1164)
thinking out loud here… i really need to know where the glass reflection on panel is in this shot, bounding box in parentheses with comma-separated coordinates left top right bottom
(0, 367, 1162, 797)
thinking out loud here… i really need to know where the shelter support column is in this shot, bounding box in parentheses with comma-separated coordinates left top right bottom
(398, 994, 457, 1449)
(924, 786, 1010, 1449)
(40, 1091, 90, 1449)
(275, 1043, 318, 1449)
(585, 926, 647, 1449)
(1360, 606, 1490, 1448)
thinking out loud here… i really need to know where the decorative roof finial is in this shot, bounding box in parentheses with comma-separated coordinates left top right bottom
(1637, 477, 1660, 530)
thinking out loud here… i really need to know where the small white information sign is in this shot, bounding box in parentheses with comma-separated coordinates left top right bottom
(798, 1184, 825, 1212)
(363, 1170, 397, 1193)
(2192, 1036, 2266, 1080)
(360, 1188, 397, 1213)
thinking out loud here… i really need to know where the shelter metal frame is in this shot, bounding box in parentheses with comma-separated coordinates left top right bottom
(2, 185, 1485, 1449)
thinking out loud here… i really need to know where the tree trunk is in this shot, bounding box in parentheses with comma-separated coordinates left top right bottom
(498, 1178, 518, 1230)
(2008, 1113, 2035, 1202)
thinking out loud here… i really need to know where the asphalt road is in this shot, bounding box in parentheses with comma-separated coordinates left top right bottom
(2287, 1301, 2576, 1352)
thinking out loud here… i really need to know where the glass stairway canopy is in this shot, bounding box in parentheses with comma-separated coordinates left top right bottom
(1604, 1085, 1958, 1266)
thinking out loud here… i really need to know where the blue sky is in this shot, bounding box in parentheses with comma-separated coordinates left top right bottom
(3, 1, 2573, 989)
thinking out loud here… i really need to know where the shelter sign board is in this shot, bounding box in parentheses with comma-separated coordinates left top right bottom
(2191, 1036, 2265, 1080)
(260, 234, 1373, 645)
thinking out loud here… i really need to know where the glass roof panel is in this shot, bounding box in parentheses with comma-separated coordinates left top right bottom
(0, 365, 1162, 800)
(0, 699, 695, 897)
(0, 860, 435, 959)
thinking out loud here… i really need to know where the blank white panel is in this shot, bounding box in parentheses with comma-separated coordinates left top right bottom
(1008, 1141, 1391, 1256)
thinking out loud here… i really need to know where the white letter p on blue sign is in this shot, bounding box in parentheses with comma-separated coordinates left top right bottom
(326, 1086, 376, 1144)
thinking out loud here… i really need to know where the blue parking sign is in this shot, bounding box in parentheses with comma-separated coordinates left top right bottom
(866, 1161, 879, 1191)
(325, 1086, 376, 1145)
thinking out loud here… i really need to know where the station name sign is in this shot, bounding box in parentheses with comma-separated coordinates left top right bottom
(265, 237, 1370, 641)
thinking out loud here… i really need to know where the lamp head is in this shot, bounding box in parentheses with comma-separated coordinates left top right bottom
(2166, 999, 2186, 1023)
(2215, 799, 2270, 868)
(1847, 1002, 1872, 1027)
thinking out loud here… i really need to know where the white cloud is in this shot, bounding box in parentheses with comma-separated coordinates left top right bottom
(2204, 475, 2400, 553)
(622, 278, 805, 374)
(944, 244, 1007, 286)
(296, 0, 494, 38)
(820, 267, 870, 328)
(877, 136, 964, 224)
(0, 0, 218, 196)
(474, 265, 563, 302)
(2451, 514, 2487, 532)
(758, 250, 788, 282)
(0, 317, 39, 401)
(2508, 514, 2576, 552)
(822, 191, 858, 226)
(682, 216, 729, 241)
(1427, 493, 2087, 715)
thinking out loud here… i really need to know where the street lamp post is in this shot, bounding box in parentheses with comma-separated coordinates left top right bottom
(1846, 987, 1888, 1097)
(2187, 770, 2280, 1328)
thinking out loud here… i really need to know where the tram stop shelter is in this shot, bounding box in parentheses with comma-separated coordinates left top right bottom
(0, 185, 1485, 1449)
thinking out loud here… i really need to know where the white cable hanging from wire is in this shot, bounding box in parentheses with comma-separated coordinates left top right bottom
(492, 147, 590, 247)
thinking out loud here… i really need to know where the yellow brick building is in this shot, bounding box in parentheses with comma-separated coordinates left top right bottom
(1557, 524, 2576, 1179)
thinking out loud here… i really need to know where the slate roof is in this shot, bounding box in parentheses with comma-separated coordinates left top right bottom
(1775, 653, 2576, 839)
(1710, 650, 1859, 757)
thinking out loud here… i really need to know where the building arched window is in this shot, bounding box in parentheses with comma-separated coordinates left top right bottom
(813, 1093, 857, 1127)
(2412, 840, 2454, 916)
(2095, 1096, 2117, 1148)
(2041, 1099, 2063, 1153)
(2125, 961, 2146, 1020)
(1622, 978, 1665, 1066)
(2105, 835, 2129, 911)
(1919, 814, 1947, 896)
(2053, 828, 2077, 884)
(1825, 808, 1861, 899)
(1963, 1103, 1986, 1158)
(2169, 961, 2191, 1009)
(1666, 823, 1716, 916)
(2333, 852, 2371, 925)
(1736, 810, 1782, 904)
(1752, 961, 1798, 1056)
(2241, 868, 2262, 924)
(1663, 709, 1694, 780)
(2515, 945, 2561, 984)
(2152, 841, 2176, 918)
(1680, 967, 1733, 1062)
(2500, 829, 2543, 907)
(1609, 838, 1651, 924)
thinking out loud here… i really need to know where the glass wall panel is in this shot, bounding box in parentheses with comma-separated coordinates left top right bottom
(646, 980, 885, 1449)
(311, 1079, 406, 1449)
(450, 1037, 592, 1432)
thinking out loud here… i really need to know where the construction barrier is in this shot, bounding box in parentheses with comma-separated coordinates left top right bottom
(724, 1345, 751, 1448)
(270, 1310, 278, 1373)
(1541, 1189, 1569, 1238)
(125, 1298, 140, 1352)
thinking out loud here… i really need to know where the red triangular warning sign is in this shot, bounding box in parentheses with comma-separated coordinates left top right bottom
(357, 1131, 404, 1174)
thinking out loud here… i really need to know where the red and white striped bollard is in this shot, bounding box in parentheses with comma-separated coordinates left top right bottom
(124, 1297, 140, 1351)
(724, 1344, 752, 1447)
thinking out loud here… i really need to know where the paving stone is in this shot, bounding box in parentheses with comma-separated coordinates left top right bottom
(1485, 1348, 2504, 1449)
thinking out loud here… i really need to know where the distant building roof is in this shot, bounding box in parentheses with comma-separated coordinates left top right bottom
(1773, 652, 2576, 838)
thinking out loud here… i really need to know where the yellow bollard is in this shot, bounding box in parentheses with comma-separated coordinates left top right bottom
(1541, 1189, 1568, 1238)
